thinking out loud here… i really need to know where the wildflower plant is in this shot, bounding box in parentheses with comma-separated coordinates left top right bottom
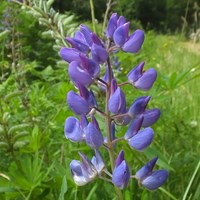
(60, 13, 168, 199)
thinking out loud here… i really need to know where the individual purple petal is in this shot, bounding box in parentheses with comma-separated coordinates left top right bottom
(128, 96, 151, 118)
(127, 62, 145, 82)
(115, 150, 124, 167)
(128, 127, 154, 151)
(68, 61, 93, 87)
(117, 16, 126, 27)
(91, 115, 101, 131)
(59, 47, 83, 63)
(91, 150, 105, 174)
(91, 33, 103, 46)
(106, 13, 118, 39)
(135, 157, 158, 180)
(134, 68, 157, 90)
(108, 87, 126, 114)
(70, 160, 89, 186)
(110, 79, 118, 95)
(142, 109, 161, 127)
(79, 55, 100, 78)
(74, 31, 87, 45)
(64, 117, 85, 142)
(141, 170, 169, 190)
(122, 29, 145, 53)
(80, 115, 89, 131)
(80, 24, 93, 46)
(79, 152, 98, 180)
(112, 160, 130, 189)
(66, 37, 90, 53)
(85, 123, 103, 149)
(113, 22, 130, 47)
(124, 116, 144, 140)
(91, 43, 108, 64)
(67, 91, 90, 115)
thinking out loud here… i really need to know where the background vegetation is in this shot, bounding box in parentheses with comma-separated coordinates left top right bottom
(0, 0, 200, 199)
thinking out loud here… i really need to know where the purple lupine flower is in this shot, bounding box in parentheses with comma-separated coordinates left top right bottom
(78, 84, 98, 108)
(80, 24, 93, 46)
(91, 43, 108, 64)
(128, 127, 154, 151)
(68, 61, 93, 86)
(91, 150, 105, 174)
(70, 152, 97, 186)
(141, 170, 169, 190)
(136, 157, 168, 190)
(85, 116, 104, 149)
(124, 115, 144, 140)
(64, 117, 85, 142)
(142, 109, 161, 127)
(91, 33, 104, 46)
(122, 29, 145, 53)
(66, 37, 90, 53)
(60, 47, 84, 63)
(128, 61, 157, 90)
(128, 96, 151, 118)
(106, 13, 118, 39)
(112, 150, 130, 189)
(127, 61, 145, 82)
(68, 55, 100, 87)
(113, 22, 130, 47)
(109, 79, 126, 114)
(67, 91, 90, 115)
(117, 16, 126, 27)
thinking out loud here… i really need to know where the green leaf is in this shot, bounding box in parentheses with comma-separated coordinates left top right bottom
(58, 175, 68, 200)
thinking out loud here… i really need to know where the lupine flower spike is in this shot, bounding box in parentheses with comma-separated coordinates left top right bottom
(60, 12, 168, 198)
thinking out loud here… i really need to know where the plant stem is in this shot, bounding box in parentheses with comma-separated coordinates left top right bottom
(105, 55, 123, 200)
(102, 0, 112, 34)
(89, 0, 96, 33)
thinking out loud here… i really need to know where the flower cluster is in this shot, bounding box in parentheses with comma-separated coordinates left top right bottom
(60, 13, 168, 194)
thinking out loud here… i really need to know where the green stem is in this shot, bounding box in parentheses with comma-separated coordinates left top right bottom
(105, 55, 123, 200)
(89, 0, 96, 32)
(102, 0, 112, 34)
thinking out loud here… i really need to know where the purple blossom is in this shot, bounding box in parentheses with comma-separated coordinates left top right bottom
(61, 12, 168, 192)
(136, 157, 169, 190)
(112, 150, 130, 189)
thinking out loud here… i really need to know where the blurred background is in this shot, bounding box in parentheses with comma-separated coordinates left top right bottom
(0, 0, 200, 199)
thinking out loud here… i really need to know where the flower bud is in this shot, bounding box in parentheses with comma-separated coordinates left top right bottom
(124, 116, 144, 140)
(112, 150, 130, 189)
(142, 109, 160, 127)
(60, 47, 83, 63)
(85, 118, 103, 149)
(91, 43, 108, 64)
(113, 22, 130, 47)
(66, 37, 89, 53)
(136, 157, 168, 190)
(80, 24, 93, 46)
(128, 96, 151, 118)
(64, 117, 85, 142)
(128, 127, 154, 151)
(122, 29, 144, 53)
(106, 13, 118, 39)
(91, 150, 105, 174)
(67, 91, 90, 115)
